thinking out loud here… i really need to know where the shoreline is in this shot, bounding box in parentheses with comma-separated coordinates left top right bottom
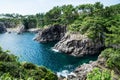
(6, 28, 42, 33)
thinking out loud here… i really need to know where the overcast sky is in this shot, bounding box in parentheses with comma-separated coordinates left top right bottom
(0, 0, 119, 15)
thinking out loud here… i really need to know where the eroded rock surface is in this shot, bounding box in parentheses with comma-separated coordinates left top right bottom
(0, 22, 7, 33)
(34, 24, 66, 43)
(53, 33, 104, 57)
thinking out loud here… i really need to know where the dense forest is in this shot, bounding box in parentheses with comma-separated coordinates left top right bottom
(0, 2, 120, 80)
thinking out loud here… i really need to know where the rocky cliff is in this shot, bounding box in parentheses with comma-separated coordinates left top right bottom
(53, 33, 104, 57)
(0, 20, 18, 28)
(0, 22, 7, 33)
(34, 24, 66, 43)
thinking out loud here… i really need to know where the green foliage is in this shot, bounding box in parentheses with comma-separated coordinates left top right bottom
(44, 6, 61, 25)
(0, 47, 58, 80)
(0, 47, 17, 62)
(60, 5, 78, 25)
(22, 62, 36, 70)
(0, 73, 14, 80)
(101, 48, 120, 71)
(105, 14, 120, 47)
(87, 68, 112, 80)
(68, 19, 82, 32)
(22, 17, 37, 29)
(36, 13, 45, 28)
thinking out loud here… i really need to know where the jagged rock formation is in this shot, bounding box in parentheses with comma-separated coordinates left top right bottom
(17, 23, 26, 34)
(34, 24, 66, 43)
(53, 33, 104, 57)
(0, 22, 7, 33)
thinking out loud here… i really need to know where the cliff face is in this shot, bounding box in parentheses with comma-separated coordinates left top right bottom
(53, 33, 104, 57)
(0, 22, 7, 33)
(0, 20, 18, 28)
(34, 24, 66, 43)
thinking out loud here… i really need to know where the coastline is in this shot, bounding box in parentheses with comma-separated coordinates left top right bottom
(6, 28, 41, 33)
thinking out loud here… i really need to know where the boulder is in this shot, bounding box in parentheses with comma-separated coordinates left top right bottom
(34, 24, 66, 43)
(53, 33, 104, 57)
(0, 22, 7, 33)
(17, 24, 26, 34)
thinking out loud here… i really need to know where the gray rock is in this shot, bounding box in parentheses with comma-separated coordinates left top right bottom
(0, 22, 7, 33)
(34, 24, 66, 43)
(17, 24, 26, 34)
(58, 61, 98, 80)
(65, 54, 107, 80)
(53, 33, 104, 57)
(67, 61, 97, 80)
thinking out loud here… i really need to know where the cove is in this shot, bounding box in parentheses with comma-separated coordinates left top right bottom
(0, 32, 98, 72)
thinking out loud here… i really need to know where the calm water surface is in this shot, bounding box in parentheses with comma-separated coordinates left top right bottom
(0, 32, 98, 72)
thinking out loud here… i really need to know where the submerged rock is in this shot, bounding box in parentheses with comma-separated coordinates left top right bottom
(53, 33, 104, 57)
(0, 22, 7, 33)
(34, 24, 66, 43)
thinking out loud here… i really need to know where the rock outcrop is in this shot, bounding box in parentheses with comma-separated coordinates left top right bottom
(53, 33, 104, 57)
(67, 61, 97, 80)
(17, 24, 26, 34)
(0, 22, 7, 33)
(34, 24, 66, 43)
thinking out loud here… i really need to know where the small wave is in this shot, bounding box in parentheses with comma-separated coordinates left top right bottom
(52, 48, 59, 52)
(64, 65, 73, 68)
(57, 70, 69, 78)
(57, 70, 76, 78)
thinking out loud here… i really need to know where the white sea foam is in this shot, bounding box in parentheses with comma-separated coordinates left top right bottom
(52, 48, 59, 52)
(57, 70, 76, 78)
(57, 70, 69, 78)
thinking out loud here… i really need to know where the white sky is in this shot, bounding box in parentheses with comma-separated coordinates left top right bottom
(0, 0, 119, 15)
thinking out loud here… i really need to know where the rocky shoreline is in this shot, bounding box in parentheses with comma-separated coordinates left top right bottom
(0, 21, 41, 34)
(58, 54, 107, 80)
(7, 28, 41, 33)
(0, 24, 107, 80)
(33, 24, 107, 80)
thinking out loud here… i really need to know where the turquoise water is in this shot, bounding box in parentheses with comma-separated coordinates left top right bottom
(0, 32, 98, 72)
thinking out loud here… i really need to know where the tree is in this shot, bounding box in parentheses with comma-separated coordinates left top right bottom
(44, 6, 61, 25)
(87, 68, 112, 80)
(61, 4, 77, 25)
(36, 13, 45, 28)
(76, 4, 94, 16)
